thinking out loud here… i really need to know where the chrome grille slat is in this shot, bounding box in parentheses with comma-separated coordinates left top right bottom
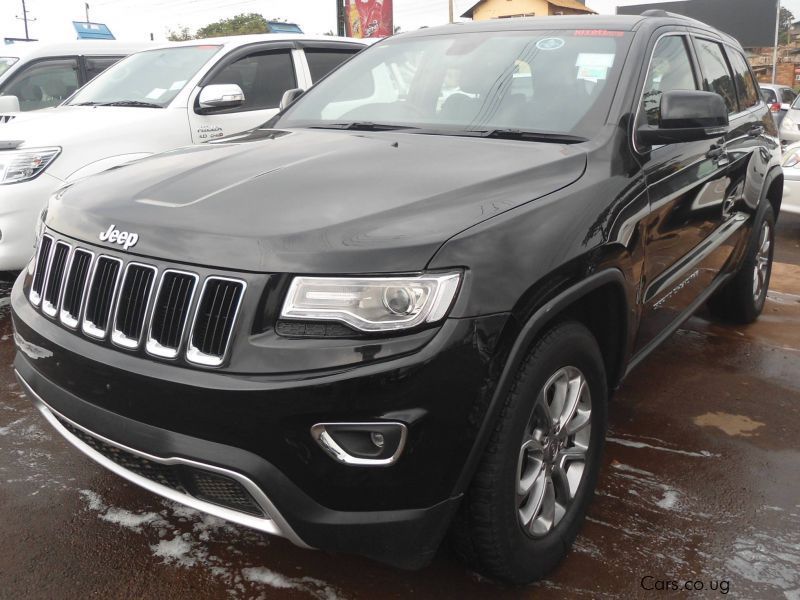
(29, 234, 54, 306)
(146, 270, 198, 359)
(42, 242, 71, 317)
(111, 263, 157, 349)
(187, 277, 246, 367)
(30, 232, 246, 368)
(59, 249, 94, 329)
(82, 256, 122, 339)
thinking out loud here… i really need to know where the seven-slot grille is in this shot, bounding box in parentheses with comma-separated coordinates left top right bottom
(28, 233, 246, 367)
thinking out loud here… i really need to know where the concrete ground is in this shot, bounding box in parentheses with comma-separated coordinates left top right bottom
(1, 216, 799, 600)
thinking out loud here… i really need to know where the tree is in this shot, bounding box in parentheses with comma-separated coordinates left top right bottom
(195, 13, 269, 38)
(167, 26, 194, 41)
(780, 7, 795, 45)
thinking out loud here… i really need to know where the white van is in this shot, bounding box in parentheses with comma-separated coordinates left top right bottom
(0, 40, 150, 115)
(0, 34, 365, 270)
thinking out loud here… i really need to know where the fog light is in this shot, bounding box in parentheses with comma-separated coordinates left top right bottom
(311, 422, 407, 466)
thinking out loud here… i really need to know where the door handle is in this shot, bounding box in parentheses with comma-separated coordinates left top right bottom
(748, 125, 765, 138)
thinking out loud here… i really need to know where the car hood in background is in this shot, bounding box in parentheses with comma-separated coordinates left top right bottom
(47, 128, 587, 273)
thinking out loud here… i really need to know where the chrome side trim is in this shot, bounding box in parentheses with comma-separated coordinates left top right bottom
(145, 269, 199, 360)
(111, 262, 158, 350)
(186, 276, 247, 367)
(29, 233, 54, 307)
(15, 369, 310, 549)
(81, 256, 123, 340)
(310, 422, 408, 467)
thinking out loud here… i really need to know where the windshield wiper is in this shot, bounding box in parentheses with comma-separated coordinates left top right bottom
(73, 100, 163, 108)
(479, 129, 587, 144)
(310, 122, 418, 132)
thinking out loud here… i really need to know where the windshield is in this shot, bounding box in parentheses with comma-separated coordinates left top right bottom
(275, 30, 632, 138)
(0, 57, 19, 78)
(68, 45, 221, 107)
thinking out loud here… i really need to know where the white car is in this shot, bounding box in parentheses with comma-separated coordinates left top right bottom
(0, 34, 365, 270)
(781, 142, 800, 215)
(0, 40, 150, 115)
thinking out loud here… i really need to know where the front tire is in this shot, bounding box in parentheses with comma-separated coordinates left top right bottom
(708, 204, 775, 324)
(451, 321, 607, 584)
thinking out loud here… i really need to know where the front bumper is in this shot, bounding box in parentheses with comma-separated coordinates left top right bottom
(12, 271, 509, 568)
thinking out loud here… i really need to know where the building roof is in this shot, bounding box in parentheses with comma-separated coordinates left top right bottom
(461, 0, 595, 19)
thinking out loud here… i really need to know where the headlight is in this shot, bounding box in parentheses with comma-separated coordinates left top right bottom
(0, 147, 60, 184)
(783, 148, 800, 168)
(281, 273, 461, 332)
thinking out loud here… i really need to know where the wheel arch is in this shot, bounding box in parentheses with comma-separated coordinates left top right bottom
(453, 268, 632, 496)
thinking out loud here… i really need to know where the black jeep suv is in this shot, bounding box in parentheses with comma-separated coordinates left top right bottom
(12, 13, 781, 584)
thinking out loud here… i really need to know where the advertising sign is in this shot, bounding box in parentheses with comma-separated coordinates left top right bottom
(345, 0, 393, 39)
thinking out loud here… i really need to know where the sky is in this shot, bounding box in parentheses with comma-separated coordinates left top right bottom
(0, 0, 796, 43)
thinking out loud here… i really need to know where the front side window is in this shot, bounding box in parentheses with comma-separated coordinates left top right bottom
(68, 45, 221, 108)
(206, 49, 296, 111)
(726, 48, 759, 110)
(694, 38, 737, 114)
(639, 35, 697, 127)
(3, 58, 79, 111)
(276, 30, 633, 139)
(0, 57, 19, 78)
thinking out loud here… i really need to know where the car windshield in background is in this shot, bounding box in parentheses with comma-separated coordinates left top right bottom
(276, 30, 632, 139)
(67, 45, 221, 108)
(0, 57, 19, 77)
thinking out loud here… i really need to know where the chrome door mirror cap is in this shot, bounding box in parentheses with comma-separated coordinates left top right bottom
(198, 84, 245, 110)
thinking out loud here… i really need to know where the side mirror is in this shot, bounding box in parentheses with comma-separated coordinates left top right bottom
(0, 95, 21, 113)
(197, 84, 244, 112)
(280, 88, 305, 111)
(638, 90, 729, 146)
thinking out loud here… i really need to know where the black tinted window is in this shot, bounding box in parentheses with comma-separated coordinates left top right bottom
(84, 56, 122, 81)
(305, 49, 359, 81)
(640, 36, 697, 126)
(3, 58, 80, 111)
(695, 39, 737, 113)
(726, 49, 759, 110)
(209, 50, 296, 111)
(782, 88, 796, 104)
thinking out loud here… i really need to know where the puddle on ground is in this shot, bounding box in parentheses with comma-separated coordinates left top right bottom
(693, 412, 765, 437)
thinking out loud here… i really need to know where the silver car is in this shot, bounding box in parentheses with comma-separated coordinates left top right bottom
(780, 142, 800, 216)
(761, 83, 796, 129)
(779, 94, 800, 145)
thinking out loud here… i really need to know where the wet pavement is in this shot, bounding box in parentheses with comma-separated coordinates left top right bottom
(1, 217, 799, 600)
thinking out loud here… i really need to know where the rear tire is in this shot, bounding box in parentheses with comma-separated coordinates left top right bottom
(450, 321, 607, 584)
(708, 204, 775, 324)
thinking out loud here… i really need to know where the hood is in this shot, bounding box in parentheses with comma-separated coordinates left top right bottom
(0, 106, 182, 178)
(47, 128, 587, 273)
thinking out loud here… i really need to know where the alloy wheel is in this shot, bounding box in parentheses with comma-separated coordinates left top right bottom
(516, 366, 592, 538)
(752, 220, 772, 302)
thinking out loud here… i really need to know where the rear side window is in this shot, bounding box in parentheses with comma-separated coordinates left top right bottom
(305, 49, 360, 81)
(84, 56, 122, 82)
(640, 36, 697, 127)
(760, 87, 777, 104)
(208, 49, 296, 111)
(782, 88, 796, 104)
(694, 39, 737, 114)
(726, 49, 759, 110)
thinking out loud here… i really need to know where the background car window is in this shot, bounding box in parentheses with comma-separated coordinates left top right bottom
(694, 39, 737, 114)
(3, 58, 79, 111)
(305, 49, 359, 81)
(782, 88, 796, 105)
(640, 36, 697, 127)
(761, 87, 778, 104)
(84, 56, 122, 81)
(726, 49, 760, 110)
(208, 50, 296, 111)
